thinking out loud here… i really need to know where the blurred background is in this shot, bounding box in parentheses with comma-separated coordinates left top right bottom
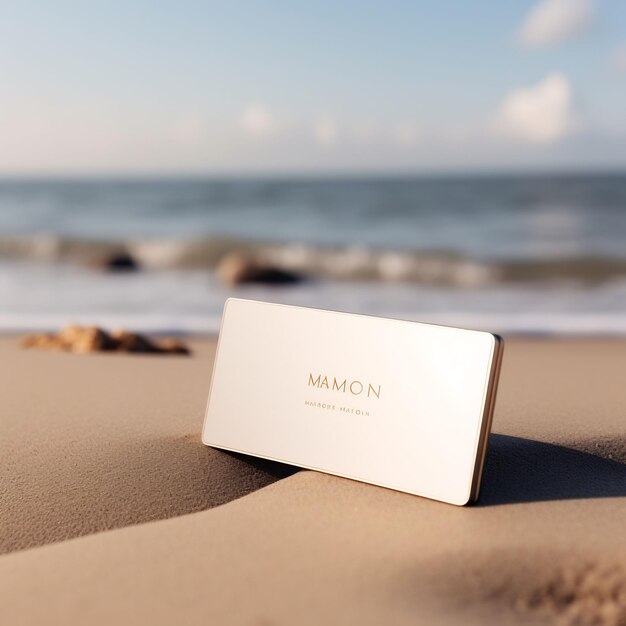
(1, 0, 625, 335)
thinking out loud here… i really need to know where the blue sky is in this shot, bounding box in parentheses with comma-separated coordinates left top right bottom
(1, 0, 625, 173)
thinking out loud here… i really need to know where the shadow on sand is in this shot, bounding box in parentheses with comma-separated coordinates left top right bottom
(224, 433, 626, 507)
(478, 433, 626, 506)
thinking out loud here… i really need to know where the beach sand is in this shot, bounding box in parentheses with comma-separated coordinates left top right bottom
(0, 337, 624, 625)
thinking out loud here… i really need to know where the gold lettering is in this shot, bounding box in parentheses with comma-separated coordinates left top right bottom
(308, 373, 321, 387)
(349, 380, 363, 395)
(309, 372, 380, 400)
(332, 378, 347, 392)
(367, 383, 381, 399)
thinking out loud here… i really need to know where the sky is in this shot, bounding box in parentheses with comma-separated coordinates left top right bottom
(1, 0, 626, 174)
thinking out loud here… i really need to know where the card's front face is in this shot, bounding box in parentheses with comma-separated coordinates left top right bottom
(202, 299, 502, 505)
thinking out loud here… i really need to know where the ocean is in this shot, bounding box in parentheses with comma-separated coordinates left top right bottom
(1, 174, 625, 335)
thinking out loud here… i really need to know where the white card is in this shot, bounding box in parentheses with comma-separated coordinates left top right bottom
(202, 298, 503, 505)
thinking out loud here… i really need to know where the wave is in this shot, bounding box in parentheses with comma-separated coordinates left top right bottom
(1, 234, 625, 287)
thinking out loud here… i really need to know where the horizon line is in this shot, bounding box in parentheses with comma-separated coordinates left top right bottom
(1, 165, 626, 181)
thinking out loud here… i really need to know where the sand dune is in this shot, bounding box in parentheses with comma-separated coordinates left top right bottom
(0, 337, 624, 625)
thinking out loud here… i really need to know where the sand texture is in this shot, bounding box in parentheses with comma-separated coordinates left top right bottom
(0, 337, 624, 625)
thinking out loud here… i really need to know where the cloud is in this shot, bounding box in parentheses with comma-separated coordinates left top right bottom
(518, 0, 593, 48)
(393, 123, 419, 146)
(611, 45, 626, 73)
(241, 103, 275, 136)
(171, 116, 205, 145)
(314, 117, 338, 146)
(496, 73, 576, 144)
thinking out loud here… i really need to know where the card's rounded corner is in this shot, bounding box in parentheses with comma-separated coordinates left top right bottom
(449, 489, 475, 507)
(200, 428, 213, 447)
(491, 332, 504, 349)
(223, 296, 238, 311)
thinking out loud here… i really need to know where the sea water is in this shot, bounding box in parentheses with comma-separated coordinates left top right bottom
(1, 174, 625, 335)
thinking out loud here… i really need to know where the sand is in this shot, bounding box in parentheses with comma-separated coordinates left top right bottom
(0, 337, 624, 625)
